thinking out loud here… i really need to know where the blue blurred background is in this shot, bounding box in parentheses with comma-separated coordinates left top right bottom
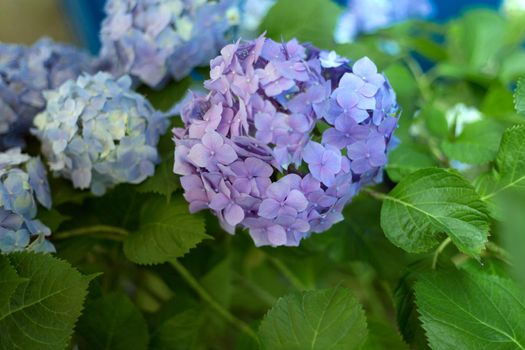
(0, 0, 501, 54)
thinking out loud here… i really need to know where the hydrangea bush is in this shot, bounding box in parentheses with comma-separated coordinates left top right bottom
(32, 72, 169, 195)
(335, 0, 434, 43)
(0, 38, 94, 150)
(0, 148, 53, 253)
(100, 0, 243, 87)
(173, 35, 399, 246)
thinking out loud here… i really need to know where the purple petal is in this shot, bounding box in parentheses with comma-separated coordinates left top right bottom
(322, 128, 347, 148)
(202, 131, 224, 150)
(258, 198, 281, 219)
(353, 57, 378, 78)
(224, 203, 244, 226)
(267, 225, 287, 246)
(351, 158, 371, 174)
(188, 144, 211, 167)
(303, 141, 324, 164)
(266, 181, 290, 202)
(285, 190, 308, 212)
(216, 144, 238, 165)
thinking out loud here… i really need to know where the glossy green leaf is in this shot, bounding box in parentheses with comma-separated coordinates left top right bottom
(258, 287, 367, 350)
(415, 270, 525, 350)
(77, 293, 149, 350)
(361, 320, 409, 350)
(380, 168, 489, 256)
(0, 253, 94, 350)
(124, 196, 209, 264)
(151, 308, 207, 350)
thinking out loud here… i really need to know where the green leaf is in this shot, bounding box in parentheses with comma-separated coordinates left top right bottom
(139, 77, 191, 112)
(77, 293, 149, 350)
(260, 0, 342, 49)
(201, 258, 232, 307)
(515, 77, 525, 115)
(481, 125, 525, 202)
(38, 208, 70, 232)
(0, 253, 94, 350)
(380, 168, 489, 256)
(441, 120, 505, 165)
(0, 256, 24, 310)
(137, 131, 180, 200)
(258, 287, 368, 350)
(386, 144, 437, 182)
(361, 320, 408, 350)
(151, 308, 207, 350)
(415, 270, 525, 349)
(124, 196, 209, 264)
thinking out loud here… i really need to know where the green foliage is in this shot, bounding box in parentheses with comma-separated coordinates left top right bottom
(258, 287, 368, 350)
(77, 293, 149, 350)
(515, 77, 525, 115)
(386, 143, 437, 182)
(380, 168, 489, 256)
(0, 253, 94, 350)
(260, 0, 342, 49)
(0, 256, 25, 310)
(441, 120, 504, 165)
(415, 270, 525, 349)
(124, 196, 210, 264)
(361, 320, 408, 350)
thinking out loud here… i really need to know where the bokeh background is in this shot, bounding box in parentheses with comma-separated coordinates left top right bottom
(0, 0, 501, 54)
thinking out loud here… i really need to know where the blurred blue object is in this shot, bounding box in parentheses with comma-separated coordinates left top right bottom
(61, 0, 106, 54)
(66, 0, 502, 54)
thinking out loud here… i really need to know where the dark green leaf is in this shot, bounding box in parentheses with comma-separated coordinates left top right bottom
(77, 293, 149, 350)
(151, 308, 207, 350)
(139, 77, 191, 112)
(124, 196, 209, 264)
(38, 208, 70, 232)
(258, 287, 367, 350)
(380, 168, 489, 256)
(361, 320, 408, 350)
(0, 256, 24, 310)
(260, 0, 342, 49)
(415, 270, 525, 349)
(137, 155, 179, 200)
(0, 253, 94, 350)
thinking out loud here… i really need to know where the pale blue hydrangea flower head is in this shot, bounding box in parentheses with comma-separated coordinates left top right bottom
(100, 0, 243, 88)
(0, 148, 54, 253)
(32, 72, 169, 195)
(174, 35, 399, 247)
(0, 38, 94, 150)
(335, 0, 434, 44)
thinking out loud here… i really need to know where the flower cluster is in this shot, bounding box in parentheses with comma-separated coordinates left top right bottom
(173, 35, 399, 247)
(32, 72, 169, 195)
(0, 148, 54, 253)
(100, 0, 242, 87)
(0, 38, 94, 150)
(335, 0, 434, 44)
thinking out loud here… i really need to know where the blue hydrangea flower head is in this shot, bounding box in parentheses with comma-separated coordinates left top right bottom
(0, 148, 54, 253)
(174, 35, 399, 247)
(32, 72, 169, 195)
(335, 0, 434, 44)
(0, 38, 95, 150)
(100, 0, 244, 87)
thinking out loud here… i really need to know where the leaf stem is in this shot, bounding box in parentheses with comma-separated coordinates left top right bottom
(52, 225, 130, 241)
(170, 259, 259, 342)
(432, 237, 452, 269)
(404, 56, 432, 102)
(266, 255, 309, 291)
(363, 188, 388, 201)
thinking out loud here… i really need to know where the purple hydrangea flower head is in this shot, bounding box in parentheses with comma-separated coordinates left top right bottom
(100, 0, 247, 88)
(32, 72, 169, 195)
(0, 38, 94, 150)
(335, 0, 435, 44)
(0, 148, 54, 253)
(174, 34, 399, 247)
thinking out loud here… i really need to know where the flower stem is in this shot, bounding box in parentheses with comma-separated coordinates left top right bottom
(170, 259, 259, 342)
(363, 188, 388, 201)
(52, 225, 130, 241)
(404, 56, 432, 102)
(266, 255, 309, 291)
(432, 237, 452, 269)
